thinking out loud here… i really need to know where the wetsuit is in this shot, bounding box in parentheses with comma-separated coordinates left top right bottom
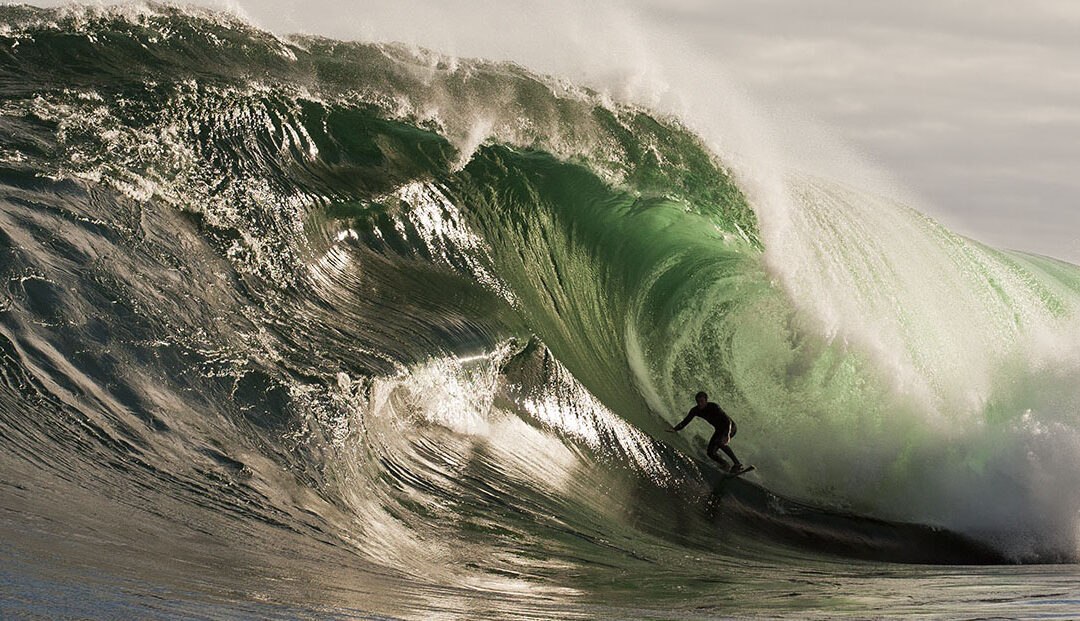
(673, 402, 740, 467)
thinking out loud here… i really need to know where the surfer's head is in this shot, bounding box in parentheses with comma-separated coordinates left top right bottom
(695, 391, 707, 407)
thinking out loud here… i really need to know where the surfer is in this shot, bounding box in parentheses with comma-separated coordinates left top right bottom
(667, 391, 745, 473)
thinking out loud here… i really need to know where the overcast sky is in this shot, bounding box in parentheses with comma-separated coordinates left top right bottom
(646, 1, 1080, 265)
(12, 0, 1080, 264)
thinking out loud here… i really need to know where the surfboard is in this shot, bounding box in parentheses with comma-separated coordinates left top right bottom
(722, 464, 755, 478)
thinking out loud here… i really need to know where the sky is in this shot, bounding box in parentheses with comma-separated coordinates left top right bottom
(646, 1, 1080, 264)
(11, 0, 1080, 263)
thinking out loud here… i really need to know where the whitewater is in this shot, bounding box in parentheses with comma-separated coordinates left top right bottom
(2, 4, 1080, 618)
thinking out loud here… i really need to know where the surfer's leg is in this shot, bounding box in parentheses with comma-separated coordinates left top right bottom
(707, 430, 742, 471)
(706, 431, 732, 469)
(719, 444, 741, 469)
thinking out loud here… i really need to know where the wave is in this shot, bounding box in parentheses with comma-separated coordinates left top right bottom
(2, 4, 1080, 613)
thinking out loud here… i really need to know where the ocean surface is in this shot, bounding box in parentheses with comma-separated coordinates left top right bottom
(2, 4, 1080, 618)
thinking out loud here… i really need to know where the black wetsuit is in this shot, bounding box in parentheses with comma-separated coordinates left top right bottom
(673, 402, 740, 466)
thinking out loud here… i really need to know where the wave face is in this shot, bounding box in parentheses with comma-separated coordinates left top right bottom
(2, 4, 1080, 616)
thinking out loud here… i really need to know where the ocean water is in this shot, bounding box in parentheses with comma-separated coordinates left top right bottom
(2, 4, 1080, 618)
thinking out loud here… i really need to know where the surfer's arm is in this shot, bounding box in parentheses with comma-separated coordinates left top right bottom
(719, 416, 733, 444)
(668, 412, 695, 432)
(719, 430, 731, 445)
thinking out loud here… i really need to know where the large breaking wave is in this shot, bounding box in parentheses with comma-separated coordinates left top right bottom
(3, 4, 1080, 615)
